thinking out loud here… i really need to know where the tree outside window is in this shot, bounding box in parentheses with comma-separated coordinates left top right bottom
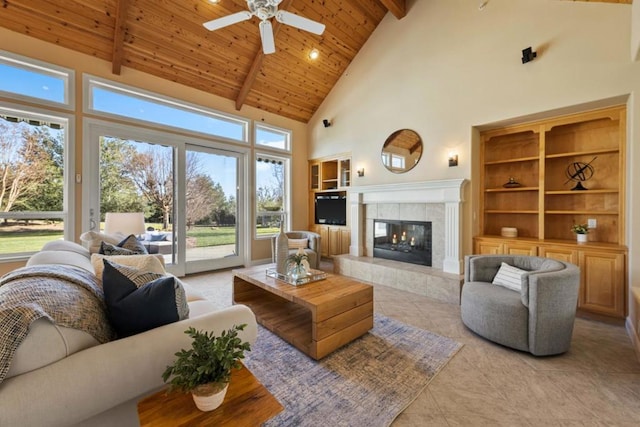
(255, 155, 288, 237)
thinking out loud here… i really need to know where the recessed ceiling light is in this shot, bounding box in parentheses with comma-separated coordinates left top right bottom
(309, 48, 320, 60)
(209, 0, 220, 4)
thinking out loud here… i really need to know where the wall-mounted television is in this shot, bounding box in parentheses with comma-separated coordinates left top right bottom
(314, 192, 347, 226)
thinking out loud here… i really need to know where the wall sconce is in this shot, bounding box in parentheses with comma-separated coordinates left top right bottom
(448, 153, 459, 167)
(322, 119, 332, 128)
(357, 168, 365, 177)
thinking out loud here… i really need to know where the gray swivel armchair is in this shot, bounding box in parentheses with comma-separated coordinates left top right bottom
(271, 230, 322, 269)
(461, 255, 580, 356)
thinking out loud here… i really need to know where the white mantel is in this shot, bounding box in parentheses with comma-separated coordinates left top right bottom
(348, 179, 467, 274)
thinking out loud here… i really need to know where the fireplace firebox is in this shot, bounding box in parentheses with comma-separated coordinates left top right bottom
(373, 220, 432, 266)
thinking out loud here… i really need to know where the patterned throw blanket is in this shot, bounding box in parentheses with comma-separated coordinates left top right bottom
(0, 265, 115, 384)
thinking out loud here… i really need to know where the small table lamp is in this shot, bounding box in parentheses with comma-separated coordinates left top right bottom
(104, 212, 146, 236)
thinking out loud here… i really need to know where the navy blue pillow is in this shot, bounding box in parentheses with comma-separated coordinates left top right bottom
(102, 260, 188, 338)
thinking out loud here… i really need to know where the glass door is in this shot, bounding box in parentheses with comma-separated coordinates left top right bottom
(185, 145, 243, 273)
(84, 121, 246, 276)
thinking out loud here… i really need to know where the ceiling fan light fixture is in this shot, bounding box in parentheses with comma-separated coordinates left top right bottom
(309, 48, 320, 60)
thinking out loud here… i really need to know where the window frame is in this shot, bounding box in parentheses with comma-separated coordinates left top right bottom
(254, 152, 290, 240)
(255, 122, 292, 152)
(0, 50, 75, 110)
(0, 102, 75, 260)
(83, 75, 250, 144)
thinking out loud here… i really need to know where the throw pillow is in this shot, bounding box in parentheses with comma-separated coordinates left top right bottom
(288, 238, 308, 250)
(492, 262, 527, 292)
(99, 234, 149, 256)
(102, 260, 189, 338)
(91, 254, 166, 285)
(79, 230, 126, 254)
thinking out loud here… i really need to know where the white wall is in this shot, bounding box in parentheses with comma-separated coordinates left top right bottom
(309, 0, 640, 313)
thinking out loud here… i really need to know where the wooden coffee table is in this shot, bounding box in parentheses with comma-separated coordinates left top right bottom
(232, 265, 373, 360)
(137, 364, 282, 426)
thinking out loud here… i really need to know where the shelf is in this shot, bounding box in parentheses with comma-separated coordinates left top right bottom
(545, 148, 619, 159)
(545, 189, 618, 195)
(485, 210, 538, 214)
(484, 156, 539, 165)
(545, 210, 618, 215)
(485, 187, 539, 193)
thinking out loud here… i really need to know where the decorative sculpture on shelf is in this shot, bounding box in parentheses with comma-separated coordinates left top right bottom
(565, 156, 596, 191)
(503, 177, 521, 188)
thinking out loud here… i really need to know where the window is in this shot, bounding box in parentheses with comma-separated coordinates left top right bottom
(0, 108, 72, 256)
(255, 154, 289, 238)
(86, 77, 248, 142)
(0, 51, 73, 108)
(382, 152, 405, 171)
(255, 124, 290, 151)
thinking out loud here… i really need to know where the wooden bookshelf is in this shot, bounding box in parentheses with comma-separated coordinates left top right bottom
(476, 105, 628, 318)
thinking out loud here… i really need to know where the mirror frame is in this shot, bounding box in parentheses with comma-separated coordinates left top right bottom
(381, 129, 423, 174)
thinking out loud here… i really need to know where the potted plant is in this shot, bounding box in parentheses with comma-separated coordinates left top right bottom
(287, 248, 310, 280)
(162, 324, 251, 411)
(571, 223, 589, 243)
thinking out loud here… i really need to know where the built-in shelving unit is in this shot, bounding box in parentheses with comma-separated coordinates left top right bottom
(475, 105, 628, 318)
(309, 154, 351, 257)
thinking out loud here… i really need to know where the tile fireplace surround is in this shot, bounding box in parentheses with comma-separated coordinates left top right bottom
(334, 179, 467, 304)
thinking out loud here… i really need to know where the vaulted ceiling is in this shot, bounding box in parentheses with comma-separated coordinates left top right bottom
(0, 0, 632, 123)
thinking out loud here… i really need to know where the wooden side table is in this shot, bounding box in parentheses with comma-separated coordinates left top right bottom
(137, 364, 282, 426)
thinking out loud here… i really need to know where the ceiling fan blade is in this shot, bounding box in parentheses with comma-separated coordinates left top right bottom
(275, 10, 325, 35)
(259, 20, 276, 55)
(203, 11, 252, 31)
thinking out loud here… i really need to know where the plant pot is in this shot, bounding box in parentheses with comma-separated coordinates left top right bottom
(191, 382, 229, 412)
(576, 233, 588, 243)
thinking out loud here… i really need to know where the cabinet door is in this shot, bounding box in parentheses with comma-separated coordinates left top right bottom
(538, 246, 578, 264)
(319, 226, 329, 257)
(504, 242, 537, 256)
(339, 228, 351, 255)
(578, 250, 625, 317)
(310, 163, 320, 190)
(474, 240, 503, 254)
(328, 227, 341, 256)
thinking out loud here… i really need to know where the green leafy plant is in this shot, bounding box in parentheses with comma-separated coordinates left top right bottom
(162, 324, 251, 394)
(571, 224, 589, 234)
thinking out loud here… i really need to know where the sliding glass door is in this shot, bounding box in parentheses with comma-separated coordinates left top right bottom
(84, 120, 246, 275)
(184, 145, 242, 273)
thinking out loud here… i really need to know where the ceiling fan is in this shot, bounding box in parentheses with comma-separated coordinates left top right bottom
(203, 0, 325, 55)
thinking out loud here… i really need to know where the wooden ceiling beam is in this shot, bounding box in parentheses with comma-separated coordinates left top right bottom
(379, 0, 406, 19)
(235, 0, 295, 111)
(112, 0, 130, 75)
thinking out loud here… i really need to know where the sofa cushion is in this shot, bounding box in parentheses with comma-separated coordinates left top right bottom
(100, 234, 148, 256)
(102, 260, 189, 338)
(27, 250, 95, 274)
(6, 318, 99, 379)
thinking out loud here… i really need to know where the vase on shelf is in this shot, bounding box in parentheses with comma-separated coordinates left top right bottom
(275, 221, 289, 274)
(576, 234, 588, 243)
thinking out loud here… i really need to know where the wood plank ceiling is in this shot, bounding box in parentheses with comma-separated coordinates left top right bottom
(0, 0, 632, 122)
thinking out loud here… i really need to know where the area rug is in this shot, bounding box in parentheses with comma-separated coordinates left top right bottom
(243, 314, 463, 427)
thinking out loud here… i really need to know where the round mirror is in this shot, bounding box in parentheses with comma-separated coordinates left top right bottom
(381, 129, 423, 173)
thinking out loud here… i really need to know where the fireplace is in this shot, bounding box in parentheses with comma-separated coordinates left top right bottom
(373, 220, 432, 266)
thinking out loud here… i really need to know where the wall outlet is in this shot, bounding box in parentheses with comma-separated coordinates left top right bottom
(588, 218, 597, 228)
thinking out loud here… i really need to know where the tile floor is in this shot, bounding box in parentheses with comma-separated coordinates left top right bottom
(182, 261, 640, 426)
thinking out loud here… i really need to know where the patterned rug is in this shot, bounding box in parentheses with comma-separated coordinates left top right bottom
(243, 314, 463, 427)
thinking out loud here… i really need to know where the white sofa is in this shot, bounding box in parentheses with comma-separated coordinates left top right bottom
(0, 240, 257, 427)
